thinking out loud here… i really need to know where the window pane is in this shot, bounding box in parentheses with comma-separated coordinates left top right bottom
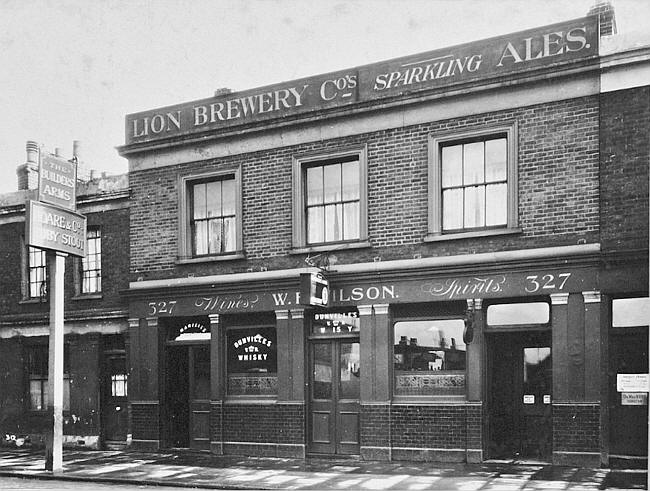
(487, 302, 550, 325)
(343, 202, 359, 240)
(441, 145, 462, 187)
(464, 185, 485, 228)
(323, 164, 342, 203)
(222, 179, 236, 216)
(227, 327, 277, 396)
(485, 183, 507, 226)
(613, 298, 650, 327)
(208, 218, 223, 253)
(341, 161, 359, 200)
(223, 217, 236, 252)
(307, 207, 324, 244)
(324, 203, 342, 242)
(192, 183, 207, 219)
(442, 188, 463, 231)
(485, 138, 507, 182)
(340, 342, 360, 399)
(205, 180, 222, 218)
(306, 166, 323, 205)
(313, 343, 332, 399)
(394, 320, 466, 396)
(193, 221, 208, 255)
(30, 380, 43, 410)
(463, 142, 484, 185)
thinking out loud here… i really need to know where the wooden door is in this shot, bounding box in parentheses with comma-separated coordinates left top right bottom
(309, 340, 360, 455)
(488, 331, 552, 460)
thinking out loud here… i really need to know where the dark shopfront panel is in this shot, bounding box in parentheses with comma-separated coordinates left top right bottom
(126, 263, 601, 463)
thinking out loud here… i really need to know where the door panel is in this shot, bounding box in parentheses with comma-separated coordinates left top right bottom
(309, 340, 360, 455)
(190, 346, 211, 450)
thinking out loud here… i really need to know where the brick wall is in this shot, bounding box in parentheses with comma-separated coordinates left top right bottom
(221, 403, 304, 444)
(0, 207, 129, 316)
(131, 403, 160, 441)
(600, 86, 650, 252)
(553, 403, 600, 453)
(130, 96, 600, 281)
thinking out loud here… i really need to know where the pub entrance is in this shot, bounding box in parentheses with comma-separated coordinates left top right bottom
(487, 330, 552, 461)
(164, 344, 211, 450)
(309, 338, 361, 455)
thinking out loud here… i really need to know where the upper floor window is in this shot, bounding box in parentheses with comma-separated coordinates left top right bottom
(179, 167, 242, 261)
(428, 124, 518, 239)
(28, 246, 47, 299)
(81, 228, 102, 294)
(293, 146, 367, 250)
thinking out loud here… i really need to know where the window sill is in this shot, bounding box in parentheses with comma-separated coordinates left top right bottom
(72, 294, 103, 301)
(290, 241, 372, 255)
(176, 252, 246, 265)
(424, 227, 522, 242)
(391, 395, 467, 405)
(224, 396, 278, 404)
(19, 298, 46, 305)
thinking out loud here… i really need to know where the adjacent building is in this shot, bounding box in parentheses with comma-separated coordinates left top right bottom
(0, 142, 130, 450)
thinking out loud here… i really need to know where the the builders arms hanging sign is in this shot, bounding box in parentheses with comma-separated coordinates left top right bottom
(126, 16, 598, 145)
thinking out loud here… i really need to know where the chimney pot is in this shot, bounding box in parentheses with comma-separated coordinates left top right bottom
(214, 87, 232, 97)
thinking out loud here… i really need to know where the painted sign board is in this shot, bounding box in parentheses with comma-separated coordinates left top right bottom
(26, 200, 87, 257)
(130, 265, 597, 317)
(38, 154, 77, 211)
(621, 393, 648, 406)
(125, 16, 598, 146)
(617, 373, 650, 393)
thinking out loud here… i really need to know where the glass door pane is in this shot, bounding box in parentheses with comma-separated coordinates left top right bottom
(339, 342, 360, 399)
(313, 343, 333, 400)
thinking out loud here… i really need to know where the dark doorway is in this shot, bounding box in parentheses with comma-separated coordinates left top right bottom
(487, 330, 552, 461)
(165, 344, 210, 450)
(101, 353, 128, 444)
(609, 326, 648, 457)
(101, 335, 128, 446)
(309, 339, 360, 455)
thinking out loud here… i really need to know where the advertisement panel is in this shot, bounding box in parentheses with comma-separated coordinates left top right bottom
(26, 200, 86, 257)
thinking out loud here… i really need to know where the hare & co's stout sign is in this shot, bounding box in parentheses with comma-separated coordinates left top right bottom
(26, 200, 87, 257)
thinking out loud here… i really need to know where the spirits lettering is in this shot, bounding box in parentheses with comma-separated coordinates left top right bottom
(422, 276, 506, 300)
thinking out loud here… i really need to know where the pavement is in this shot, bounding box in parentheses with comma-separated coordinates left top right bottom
(0, 447, 647, 490)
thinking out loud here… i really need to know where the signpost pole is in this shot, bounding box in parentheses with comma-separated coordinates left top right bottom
(44, 250, 66, 472)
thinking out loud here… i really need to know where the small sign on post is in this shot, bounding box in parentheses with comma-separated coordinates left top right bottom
(38, 154, 77, 212)
(25, 153, 85, 473)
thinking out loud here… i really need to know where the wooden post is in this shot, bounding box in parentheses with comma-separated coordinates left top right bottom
(45, 251, 66, 472)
